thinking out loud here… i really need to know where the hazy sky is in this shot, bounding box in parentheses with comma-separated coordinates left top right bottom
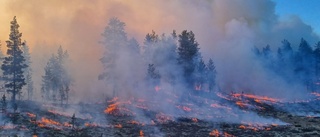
(273, 0, 320, 34)
(0, 0, 319, 100)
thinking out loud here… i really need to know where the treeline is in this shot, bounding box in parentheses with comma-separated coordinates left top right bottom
(0, 16, 72, 107)
(99, 18, 217, 97)
(254, 39, 320, 91)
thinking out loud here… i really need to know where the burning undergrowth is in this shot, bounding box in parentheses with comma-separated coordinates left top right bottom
(0, 89, 319, 136)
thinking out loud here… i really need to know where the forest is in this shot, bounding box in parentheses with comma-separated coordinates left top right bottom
(0, 1, 320, 135)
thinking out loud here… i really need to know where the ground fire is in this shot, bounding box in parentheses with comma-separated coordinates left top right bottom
(0, 1, 320, 136)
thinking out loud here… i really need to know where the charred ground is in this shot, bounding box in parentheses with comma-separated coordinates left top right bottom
(0, 91, 319, 137)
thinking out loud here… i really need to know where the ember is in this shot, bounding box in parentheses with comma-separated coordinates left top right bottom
(26, 112, 36, 118)
(192, 117, 198, 123)
(114, 124, 122, 128)
(139, 130, 144, 137)
(176, 105, 192, 112)
(209, 129, 219, 136)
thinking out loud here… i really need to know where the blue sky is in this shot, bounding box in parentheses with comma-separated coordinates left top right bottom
(273, 0, 320, 35)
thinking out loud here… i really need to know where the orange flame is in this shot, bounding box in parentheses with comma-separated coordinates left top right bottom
(26, 112, 36, 118)
(235, 101, 246, 108)
(139, 130, 144, 137)
(224, 132, 235, 137)
(85, 122, 98, 127)
(41, 117, 61, 126)
(176, 105, 191, 112)
(114, 124, 122, 128)
(209, 129, 219, 136)
(192, 118, 198, 123)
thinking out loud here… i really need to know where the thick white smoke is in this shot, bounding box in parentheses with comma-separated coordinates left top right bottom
(0, 0, 318, 101)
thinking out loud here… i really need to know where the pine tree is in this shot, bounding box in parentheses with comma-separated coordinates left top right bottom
(177, 30, 200, 87)
(313, 42, 320, 88)
(1, 16, 27, 103)
(146, 64, 161, 89)
(295, 38, 314, 90)
(22, 41, 34, 100)
(194, 58, 206, 90)
(206, 58, 217, 92)
(262, 45, 271, 58)
(41, 47, 71, 104)
(99, 18, 128, 97)
(1, 94, 7, 113)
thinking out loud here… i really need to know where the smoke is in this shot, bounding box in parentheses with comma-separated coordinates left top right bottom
(0, 0, 319, 101)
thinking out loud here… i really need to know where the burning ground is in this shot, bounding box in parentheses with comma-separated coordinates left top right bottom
(1, 90, 320, 137)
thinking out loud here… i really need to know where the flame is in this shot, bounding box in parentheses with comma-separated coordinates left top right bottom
(239, 125, 246, 129)
(192, 118, 198, 123)
(127, 120, 144, 126)
(139, 130, 144, 137)
(26, 112, 36, 118)
(176, 105, 191, 112)
(223, 132, 235, 137)
(105, 103, 118, 114)
(114, 124, 122, 128)
(156, 113, 172, 123)
(209, 129, 219, 136)
(85, 122, 98, 127)
(232, 93, 279, 103)
(104, 97, 135, 116)
(38, 117, 71, 128)
(235, 101, 246, 108)
(0, 125, 16, 129)
(41, 117, 61, 126)
(32, 135, 38, 137)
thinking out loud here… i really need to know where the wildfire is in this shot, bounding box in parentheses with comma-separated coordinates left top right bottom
(224, 132, 235, 137)
(176, 105, 192, 112)
(156, 113, 172, 123)
(311, 92, 320, 98)
(139, 130, 144, 137)
(85, 122, 98, 127)
(239, 125, 246, 129)
(127, 120, 144, 126)
(114, 124, 122, 128)
(235, 101, 246, 108)
(38, 117, 71, 128)
(105, 103, 118, 114)
(40, 117, 61, 126)
(192, 118, 198, 123)
(0, 125, 16, 129)
(232, 93, 279, 103)
(209, 129, 219, 136)
(26, 112, 36, 118)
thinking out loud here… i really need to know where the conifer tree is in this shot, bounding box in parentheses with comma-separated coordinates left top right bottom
(41, 46, 71, 104)
(1, 94, 6, 113)
(206, 58, 217, 92)
(99, 18, 128, 97)
(146, 64, 161, 89)
(22, 41, 34, 100)
(177, 30, 200, 87)
(1, 16, 27, 103)
(313, 42, 320, 89)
